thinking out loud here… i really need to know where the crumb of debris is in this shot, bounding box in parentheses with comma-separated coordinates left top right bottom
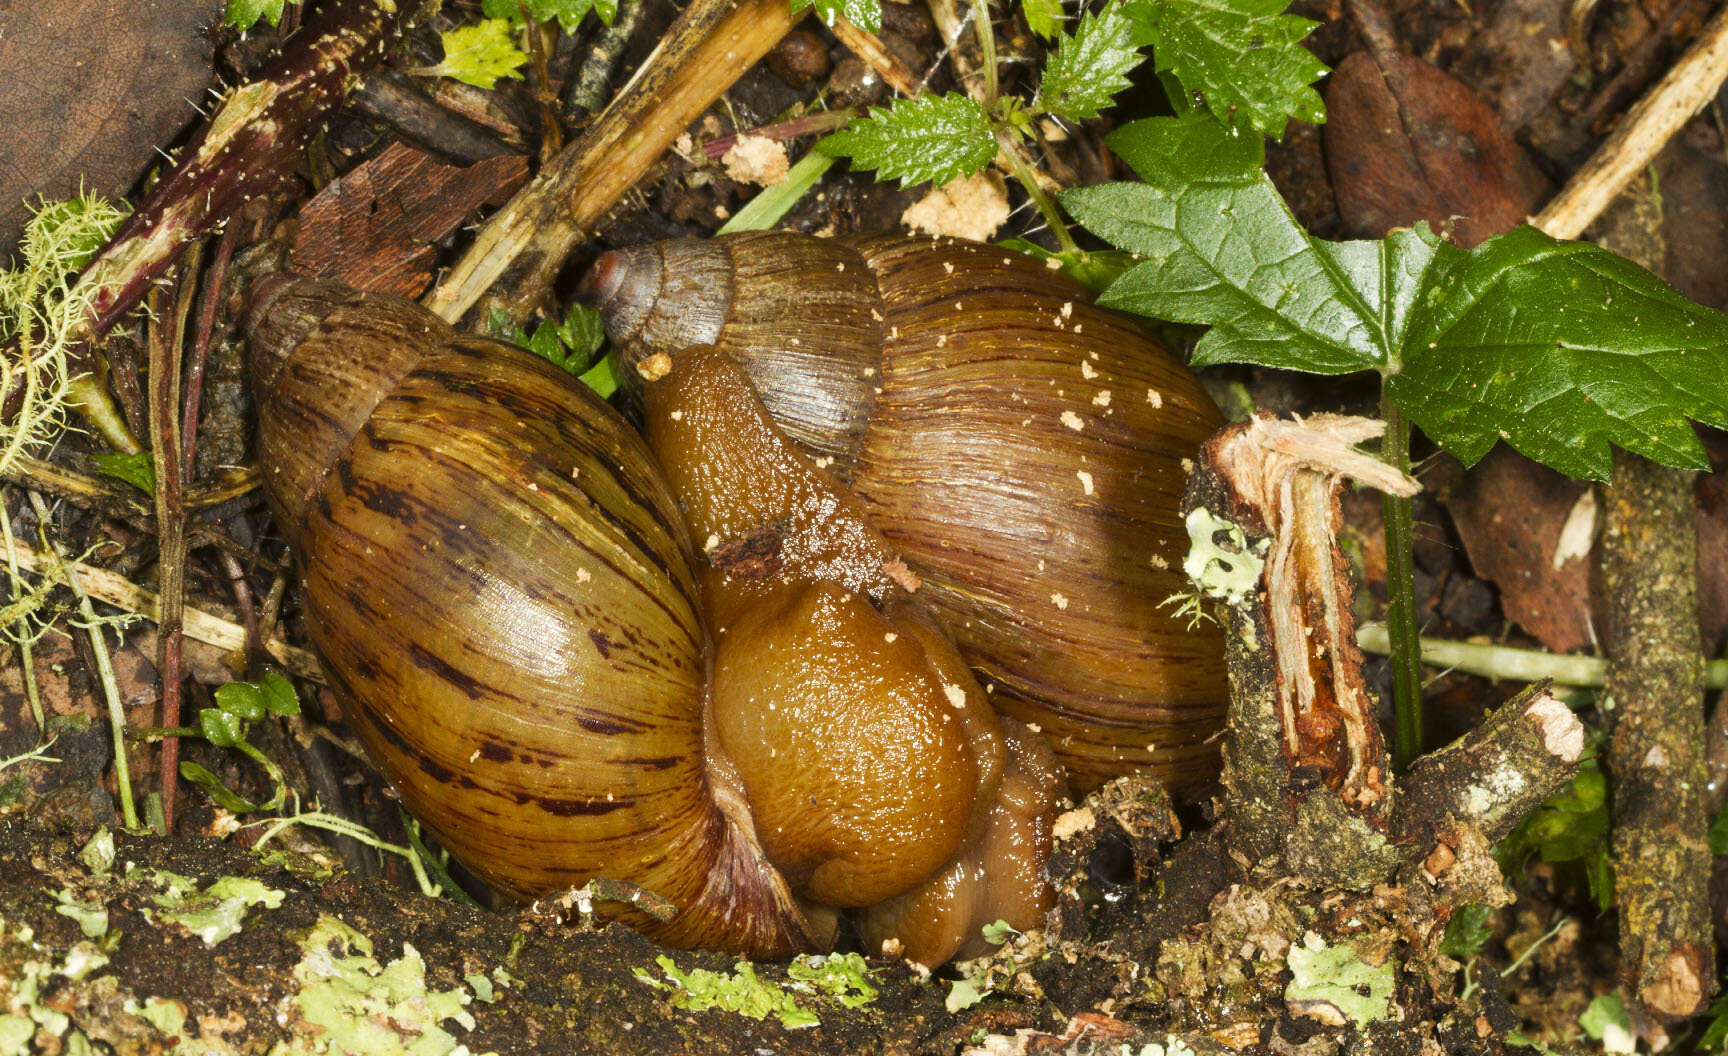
(900, 171, 1011, 242)
(721, 134, 790, 186)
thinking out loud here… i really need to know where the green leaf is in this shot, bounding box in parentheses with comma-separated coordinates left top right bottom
(1034, 3, 1146, 122)
(789, 0, 881, 33)
(1390, 226, 1728, 481)
(1023, 0, 1066, 38)
(481, 0, 614, 31)
(1438, 904, 1495, 959)
(91, 451, 156, 496)
(1065, 115, 1447, 376)
(196, 707, 245, 749)
(818, 94, 998, 188)
(1065, 114, 1728, 483)
(214, 681, 266, 723)
(424, 20, 528, 90)
(258, 672, 301, 716)
(179, 761, 262, 813)
(1578, 993, 1635, 1053)
(1698, 989, 1728, 1051)
(1121, 0, 1327, 136)
(224, 0, 292, 30)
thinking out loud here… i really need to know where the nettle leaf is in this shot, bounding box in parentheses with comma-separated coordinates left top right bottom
(1393, 228, 1728, 479)
(1121, 0, 1327, 137)
(818, 94, 997, 188)
(1023, 0, 1066, 39)
(1063, 114, 1728, 482)
(790, 0, 882, 33)
(1064, 115, 1449, 376)
(481, 0, 616, 31)
(1034, 3, 1144, 121)
(425, 20, 529, 90)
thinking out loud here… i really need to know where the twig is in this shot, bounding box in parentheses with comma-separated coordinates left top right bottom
(351, 70, 517, 165)
(1599, 449, 1712, 1020)
(1533, 2, 1728, 239)
(562, 0, 646, 121)
(516, 3, 565, 160)
(1184, 415, 1417, 884)
(423, 0, 804, 327)
(831, 17, 921, 96)
(148, 270, 196, 835)
(181, 211, 241, 479)
(1343, 0, 1400, 54)
(0, 533, 321, 681)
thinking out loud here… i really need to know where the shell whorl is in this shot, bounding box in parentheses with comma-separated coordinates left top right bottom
(586, 233, 1231, 791)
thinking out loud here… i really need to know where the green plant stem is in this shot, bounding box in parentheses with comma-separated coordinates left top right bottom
(29, 492, 140, 829)
(973, 0, 998, 105)
(1353, 625, 1728, 689)
(997, 133, 1081, 253)
(1380, 393, 1422, 770)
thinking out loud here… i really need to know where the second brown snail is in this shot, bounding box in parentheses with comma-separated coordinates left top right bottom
(245, 231, 1226, 967)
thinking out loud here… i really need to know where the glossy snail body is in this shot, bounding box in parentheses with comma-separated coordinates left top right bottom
(245, 272, 1058, 965)
(583, 232, 1229, 791)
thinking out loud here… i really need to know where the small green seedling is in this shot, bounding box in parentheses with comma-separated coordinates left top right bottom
(487, 304, 619, 398)
(138, 672, 302, 813)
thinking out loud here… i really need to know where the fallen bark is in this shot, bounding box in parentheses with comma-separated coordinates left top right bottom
(1601, 449, 1713, 1020)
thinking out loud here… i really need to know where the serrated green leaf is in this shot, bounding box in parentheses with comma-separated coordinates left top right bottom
(818, 94, 997, 188)
(424, 20, 528, 90)
(1121, 0, 1327, 136)
(1064, 116, 1449, 376)
(91, 451, 155, 496)
(790, 0, 881, 32)
(224, 0, 291, 30)
(1023, 0, 1066, 38)
(1392, 227, 1728, 481)
(1064, 114, 1728, 483)
(482, 0, 609, 31)
(1034, 4, 1145, 121)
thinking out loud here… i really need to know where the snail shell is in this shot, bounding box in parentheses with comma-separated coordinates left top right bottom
(245, 274, 1058, 964)
(582, 232, 1229, 791)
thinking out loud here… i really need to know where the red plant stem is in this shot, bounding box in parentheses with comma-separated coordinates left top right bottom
(73, 0, 423, 344)
(181, 222, 241, 479)
(700, 107, 863, 159)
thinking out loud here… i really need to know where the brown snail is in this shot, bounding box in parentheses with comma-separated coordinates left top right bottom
(580, 232, 1229, 791)
(245, 270, 1061, 966)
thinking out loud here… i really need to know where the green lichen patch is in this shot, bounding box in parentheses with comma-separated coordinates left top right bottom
(52, 889, 108, 939)
(786, 952, 878, 1009)
(0, 915, 110, 1056)
(635, 954, 822, 1029)
(1182, 507, 1267, 605)
(281, 914, 494, 1056)
(1284, 932, 1397, 1027)
(134, 868, 284, 946)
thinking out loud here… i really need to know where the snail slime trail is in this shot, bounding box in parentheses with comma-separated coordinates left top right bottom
(581, 231, 1231, 793)
(245, 272, 1058, 966)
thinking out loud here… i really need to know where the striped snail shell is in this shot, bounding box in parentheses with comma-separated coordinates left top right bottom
(581, 232, 1229, 792)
